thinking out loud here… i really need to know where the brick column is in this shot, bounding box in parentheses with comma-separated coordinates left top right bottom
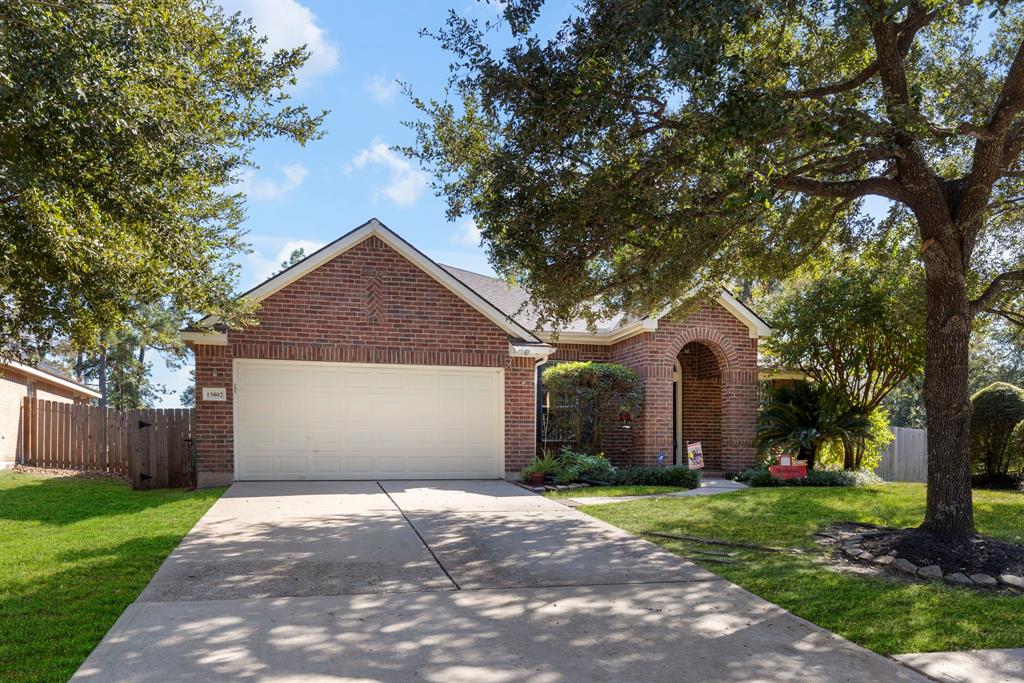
(721, 366, 759, 472)
(504, 356, 537, 476)
(193, 344, 234, 487)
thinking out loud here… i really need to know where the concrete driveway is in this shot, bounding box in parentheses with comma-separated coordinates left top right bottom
(74, 480, 925, 682)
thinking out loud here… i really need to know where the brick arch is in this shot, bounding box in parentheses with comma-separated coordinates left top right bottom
(665, 327, 739, 373)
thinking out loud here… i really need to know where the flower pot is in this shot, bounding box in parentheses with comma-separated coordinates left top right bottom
(527, 472, 546, 485)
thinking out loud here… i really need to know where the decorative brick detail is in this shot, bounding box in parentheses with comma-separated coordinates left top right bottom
(365, 275, 383, 325)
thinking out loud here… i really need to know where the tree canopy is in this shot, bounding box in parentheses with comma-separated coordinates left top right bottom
(763, 238, 925, 410)
(0, 0, 325, 361)
(409, 0, 1024, 537)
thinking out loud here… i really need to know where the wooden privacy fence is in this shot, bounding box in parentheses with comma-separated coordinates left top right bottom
(874, 426, 928, 483)
(21, 398, 195, 490)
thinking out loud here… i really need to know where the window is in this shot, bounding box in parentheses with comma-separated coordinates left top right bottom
(536, 360, 590, 446)
(536, 361, 571, 445)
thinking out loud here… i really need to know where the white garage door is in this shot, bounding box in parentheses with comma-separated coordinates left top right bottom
(234, 360, 504, 480)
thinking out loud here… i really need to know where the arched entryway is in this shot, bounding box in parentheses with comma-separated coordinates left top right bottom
(673, 341, 724, 469)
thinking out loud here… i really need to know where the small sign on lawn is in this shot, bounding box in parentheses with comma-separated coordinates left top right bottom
(687, 442, 704, 469)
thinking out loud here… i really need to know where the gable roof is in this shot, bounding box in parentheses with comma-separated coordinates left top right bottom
(440, 265, 771, 341)
(182, 218, 771, 347)
(187, 218, 542, 344)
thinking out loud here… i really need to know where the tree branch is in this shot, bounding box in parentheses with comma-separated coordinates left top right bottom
(971, 269, 1024, 315)
(957, 39, 1024, 226)
(986, 308, 1024, 327)
(777, 174, 908, 202)
(783, 1, 954, 101)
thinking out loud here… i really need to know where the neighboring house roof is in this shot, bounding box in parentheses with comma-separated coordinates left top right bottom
(181, 217, 771, 346)
(0, 360, 101, 399)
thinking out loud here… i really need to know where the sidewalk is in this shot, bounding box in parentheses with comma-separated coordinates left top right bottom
(560, 478, 747, 506)
(894, 648, 1024, 683)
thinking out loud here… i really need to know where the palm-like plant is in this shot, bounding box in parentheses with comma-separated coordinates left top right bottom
(756, 383, 871, 471)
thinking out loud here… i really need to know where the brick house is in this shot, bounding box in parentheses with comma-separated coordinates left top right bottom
(183, 219, 770, 486)
(1, 361, 101, 469)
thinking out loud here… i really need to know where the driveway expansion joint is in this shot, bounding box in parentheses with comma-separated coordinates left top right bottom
(377, 481, 461, 590)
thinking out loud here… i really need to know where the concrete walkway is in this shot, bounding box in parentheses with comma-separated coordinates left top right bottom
(74, 480, 926, 682)
(563, 477, 748, 505)
(895, 648, 1024, 682)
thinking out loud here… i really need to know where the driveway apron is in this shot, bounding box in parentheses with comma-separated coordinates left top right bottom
(74, 480, 926, 682)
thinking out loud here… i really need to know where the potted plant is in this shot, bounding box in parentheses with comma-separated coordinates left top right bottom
(522, 452, 560, 485)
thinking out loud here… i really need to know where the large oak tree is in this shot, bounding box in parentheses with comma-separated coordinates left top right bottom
(1, 0, 325, 361)
(409, 0, 1024, 537)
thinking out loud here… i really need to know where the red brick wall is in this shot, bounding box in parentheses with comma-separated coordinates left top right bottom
(505, 356, 538, 472)
(191, 235, 535, 480)
(679, 342, 723, 468)
(192, 345, 233, 479)
(610, 302, 759, 472)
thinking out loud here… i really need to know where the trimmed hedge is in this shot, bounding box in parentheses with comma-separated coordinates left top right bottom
(737, 465, 883, 488)
(611, 466, 701, 488)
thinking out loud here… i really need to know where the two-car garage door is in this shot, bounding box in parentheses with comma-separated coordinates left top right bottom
(234, 359, 503, 480)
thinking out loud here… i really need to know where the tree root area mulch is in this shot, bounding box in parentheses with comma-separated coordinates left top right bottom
(849, 522, 1024, 577)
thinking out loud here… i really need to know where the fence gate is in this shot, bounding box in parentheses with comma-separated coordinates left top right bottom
(21, 398, 195, 490)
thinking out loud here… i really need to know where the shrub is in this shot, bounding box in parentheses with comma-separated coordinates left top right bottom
(611, 466, 700, 488)
(736, 465, 882, 487)
(756, 382, 872, 471)
(556, 448, 616, 484)
(542, 361, 644, 453)
(970, 382, 1024, 479)
(735, 465, 781, 487)
(817, 406, 893, 471)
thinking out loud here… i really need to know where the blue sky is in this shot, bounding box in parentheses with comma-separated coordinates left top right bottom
(151, 1, 569, 406)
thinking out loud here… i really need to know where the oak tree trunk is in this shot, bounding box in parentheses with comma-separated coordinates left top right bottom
(920, 266, 975, 537)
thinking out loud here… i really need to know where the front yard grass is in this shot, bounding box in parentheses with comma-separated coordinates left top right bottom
(0, 471, 223, 682)
(543, 484, 685, 498)
(583, 483, 1024, 655)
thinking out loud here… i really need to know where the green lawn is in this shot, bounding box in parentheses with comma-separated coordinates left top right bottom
(543, 485, 686, 498)
(0, 472, 224, 682)
(583, 483, 1024, 655)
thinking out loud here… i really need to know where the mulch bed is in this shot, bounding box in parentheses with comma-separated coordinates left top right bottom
(10, 464, 126, 481)
(819, 521, 1024, 589)
(857, 525, 1024, 578)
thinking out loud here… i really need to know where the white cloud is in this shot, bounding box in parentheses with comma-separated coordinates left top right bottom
(249, 238, 325, 284)
(365, 73, 400, 104)
(450, 218, 482, 246)
(464, 0, 507, 16)
(349, 140, 428, 208)
(237, 164, 308, 201)
(222, 0, 339, 85)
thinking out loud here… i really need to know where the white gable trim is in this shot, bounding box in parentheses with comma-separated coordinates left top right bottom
(191, 219, 542, 344)
(180, 330, 228, 346)
(715, 290, 773, 338)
